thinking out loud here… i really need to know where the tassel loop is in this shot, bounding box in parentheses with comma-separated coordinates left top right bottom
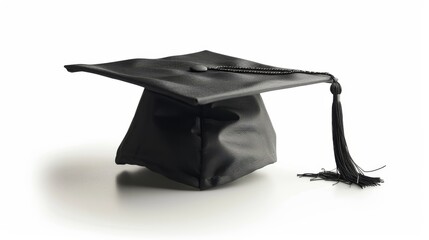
(330, 79, 342, 95)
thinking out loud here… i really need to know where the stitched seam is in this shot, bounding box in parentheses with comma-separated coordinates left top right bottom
(198, 105, 204, 189)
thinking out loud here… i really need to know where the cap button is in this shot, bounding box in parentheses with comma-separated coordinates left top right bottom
(190, 64, 208, 72)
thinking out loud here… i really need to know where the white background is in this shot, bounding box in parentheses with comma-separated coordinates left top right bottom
(1, 0, 427, 239)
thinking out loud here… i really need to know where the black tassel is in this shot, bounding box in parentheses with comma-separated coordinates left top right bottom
(204, 65, 385, 188)
(298, 80, 385, 188)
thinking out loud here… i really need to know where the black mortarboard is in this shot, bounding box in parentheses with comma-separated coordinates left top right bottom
(65, 50, 384, 190)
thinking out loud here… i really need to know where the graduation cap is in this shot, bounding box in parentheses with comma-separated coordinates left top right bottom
(65, 50, 384, 190)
